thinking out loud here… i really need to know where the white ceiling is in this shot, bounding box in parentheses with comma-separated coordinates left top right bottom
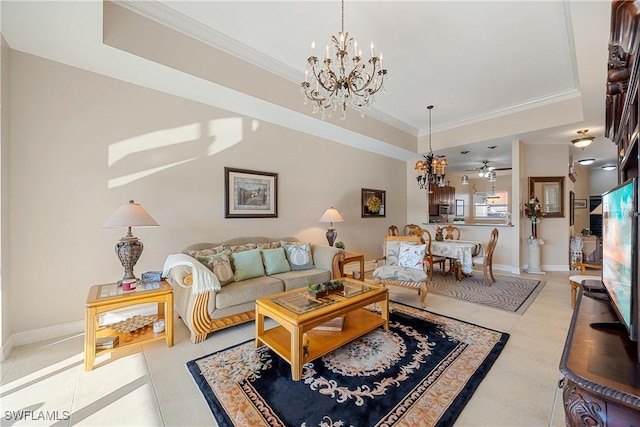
(1, 0, 618, 173)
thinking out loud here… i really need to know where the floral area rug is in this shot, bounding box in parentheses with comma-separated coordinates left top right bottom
(186, 302, 509, 427)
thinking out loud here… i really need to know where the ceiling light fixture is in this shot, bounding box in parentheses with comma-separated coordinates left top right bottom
(577, 159, 595, 166)
(301, 0, 388, 120)
(415, 106, 447, 190)
(602, 165, 617, 171)
(571, 129, 595, 150)
(485, 184, 500, 201)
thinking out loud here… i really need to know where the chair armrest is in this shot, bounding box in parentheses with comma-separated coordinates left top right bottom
(373, 256, 386, 267)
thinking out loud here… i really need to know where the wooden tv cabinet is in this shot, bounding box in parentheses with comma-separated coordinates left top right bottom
(560, 283, 640, 425)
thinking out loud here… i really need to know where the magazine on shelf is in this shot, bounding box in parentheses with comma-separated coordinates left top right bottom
(313, 316, 345, 332)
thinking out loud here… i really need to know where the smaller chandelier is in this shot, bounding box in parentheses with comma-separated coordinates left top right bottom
(301, 0, 387, 120)
(415, 106, 446, 190)
(572, 129, 595, 150)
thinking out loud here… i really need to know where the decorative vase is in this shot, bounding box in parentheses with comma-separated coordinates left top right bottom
(531, 218, 539, 239)
(436, 232, 444, 241)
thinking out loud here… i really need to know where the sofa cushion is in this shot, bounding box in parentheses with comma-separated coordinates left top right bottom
(187, 245, 226, 258)
(228, 243, 258, 253)
(195, 250, 235, 285)
(282, 242, 315, 270)
(215, 275, 284, 309)
(257, 241, 281, 250)
(272, 269, 331, 291)
(398, 243, 426, 270)
(261, 247, 291, 275)
(231, 248, 265, 281)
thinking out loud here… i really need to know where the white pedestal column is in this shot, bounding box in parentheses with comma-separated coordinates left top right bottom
(526, 238, 546, 274)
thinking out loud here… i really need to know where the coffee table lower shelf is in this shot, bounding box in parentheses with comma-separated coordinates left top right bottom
(257, 309, 385, 377)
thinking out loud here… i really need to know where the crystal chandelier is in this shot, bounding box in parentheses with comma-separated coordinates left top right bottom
(300, 0, 388, 120)
(415, 106, 447, 190)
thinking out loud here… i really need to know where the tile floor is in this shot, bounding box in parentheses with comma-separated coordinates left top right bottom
(1, 270, 575, 426)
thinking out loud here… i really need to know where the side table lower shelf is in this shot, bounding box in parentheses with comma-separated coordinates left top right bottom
(85, 281, 174, 371)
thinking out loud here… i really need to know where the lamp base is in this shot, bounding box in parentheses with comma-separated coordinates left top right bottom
(325, 228, 337, 246)
(115, 236, 143, 283)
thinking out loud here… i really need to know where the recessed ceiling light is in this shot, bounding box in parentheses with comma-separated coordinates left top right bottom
(602, 165, 616, 171)
(577, 159, 595, 165)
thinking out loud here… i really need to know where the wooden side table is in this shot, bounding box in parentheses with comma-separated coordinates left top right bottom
(84, 280, 174, 371)
(339, 251, 365, 279)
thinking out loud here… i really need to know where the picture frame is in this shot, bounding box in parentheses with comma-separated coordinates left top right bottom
(224, 167, 278, 218)
(455, 199, 464, 216)
(574, 198, 588, 209)
(570, 191, 575, 226)
(361, 188, 386, 217)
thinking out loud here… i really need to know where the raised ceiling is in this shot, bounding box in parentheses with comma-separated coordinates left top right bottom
(1, 1, 617, 171)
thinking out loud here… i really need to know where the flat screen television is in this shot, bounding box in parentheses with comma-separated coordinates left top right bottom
(600, 177, 638, 342)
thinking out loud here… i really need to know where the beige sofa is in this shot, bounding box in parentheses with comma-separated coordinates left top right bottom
(165, 236, 344, 343)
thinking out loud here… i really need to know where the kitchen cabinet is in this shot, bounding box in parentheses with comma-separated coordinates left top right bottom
(428, 185, 455, 216)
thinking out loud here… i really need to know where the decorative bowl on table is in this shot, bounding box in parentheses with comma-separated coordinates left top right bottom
(308, 280, 344, 299)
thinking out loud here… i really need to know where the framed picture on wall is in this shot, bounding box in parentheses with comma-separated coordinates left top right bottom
(574, 199, 588, 209)
(570, 191, 575, 226)
(225, 167, 278, 218)
(455, 199, 464, 216)
(361, 188, 386, 217)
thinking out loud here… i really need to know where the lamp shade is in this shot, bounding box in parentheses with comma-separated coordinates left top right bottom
(590, 203, 602, 215)
(318, 207, 344, 224)
(103, 200, 159, 228)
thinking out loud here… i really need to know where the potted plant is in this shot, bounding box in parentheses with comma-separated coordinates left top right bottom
(453, 217, 465, 224)
(308, 280, 344, 298)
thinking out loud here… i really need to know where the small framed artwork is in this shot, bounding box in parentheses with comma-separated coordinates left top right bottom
(455, 199, 464, 216)
(574, 198, 588, 209)
(362, 188, 386, 217)
(570, 191, 575, 226)
(225, 167, 278, 218)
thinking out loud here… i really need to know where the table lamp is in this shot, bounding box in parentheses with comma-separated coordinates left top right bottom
(318, 207, 344, 246)
(103, 200, 159, 283)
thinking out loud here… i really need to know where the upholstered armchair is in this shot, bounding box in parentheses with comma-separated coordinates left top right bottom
(373, 235, 429, 307)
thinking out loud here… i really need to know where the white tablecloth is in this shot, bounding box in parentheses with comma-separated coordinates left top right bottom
(431, 240, 483, 274)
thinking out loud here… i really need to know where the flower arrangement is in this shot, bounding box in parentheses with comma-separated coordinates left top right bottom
(524, 195, 545, 221)
(308, 280, 344, 297)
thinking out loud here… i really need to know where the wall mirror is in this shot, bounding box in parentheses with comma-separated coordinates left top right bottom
(528, 176, 565, 218)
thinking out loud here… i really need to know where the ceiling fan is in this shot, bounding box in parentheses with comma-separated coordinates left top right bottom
(466, 160, 512, 179)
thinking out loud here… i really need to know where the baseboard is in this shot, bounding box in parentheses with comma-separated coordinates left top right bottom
(1, 335, 14, 362)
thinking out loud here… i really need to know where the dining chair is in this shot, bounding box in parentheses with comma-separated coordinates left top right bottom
(441, 225, 461, 272)
(388, 225, 400, 236)
(569, 262, 602, 309)
(372, 235, 429, 307)
(403, 224, 420, 236)
(443, 225, 461, 240)
(472, 228, 499, 285)
(407, 228, 447, 280)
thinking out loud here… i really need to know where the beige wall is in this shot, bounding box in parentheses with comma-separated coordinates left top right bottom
(1, 35, 10, 348)
(8, 51, 407, 335)
(522, 143, 570, 270)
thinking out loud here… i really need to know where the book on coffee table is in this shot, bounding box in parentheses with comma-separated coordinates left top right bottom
(313, 316, 345, 332)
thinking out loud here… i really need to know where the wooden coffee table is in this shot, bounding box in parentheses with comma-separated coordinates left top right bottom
(255, 278, 389, 381)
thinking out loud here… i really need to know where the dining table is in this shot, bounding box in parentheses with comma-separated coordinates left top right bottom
(431, 239, 483, 281)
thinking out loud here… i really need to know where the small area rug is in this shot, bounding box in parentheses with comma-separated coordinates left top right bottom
(365, 271, 544, 315)
(187, 302, 509, 427)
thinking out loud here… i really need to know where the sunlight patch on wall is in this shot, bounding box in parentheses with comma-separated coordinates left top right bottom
(207, 117, 243, 156)
(108, 158, 196, 189)
(108, 123, 203, 167)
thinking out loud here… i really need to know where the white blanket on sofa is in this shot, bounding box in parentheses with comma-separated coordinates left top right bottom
(162, 253, 221, 294)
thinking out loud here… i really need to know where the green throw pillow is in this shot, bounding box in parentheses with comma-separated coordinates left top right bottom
(261, 247, 291, 275)
(231, 248, 265, 281)
(282, 242, 315, 271)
